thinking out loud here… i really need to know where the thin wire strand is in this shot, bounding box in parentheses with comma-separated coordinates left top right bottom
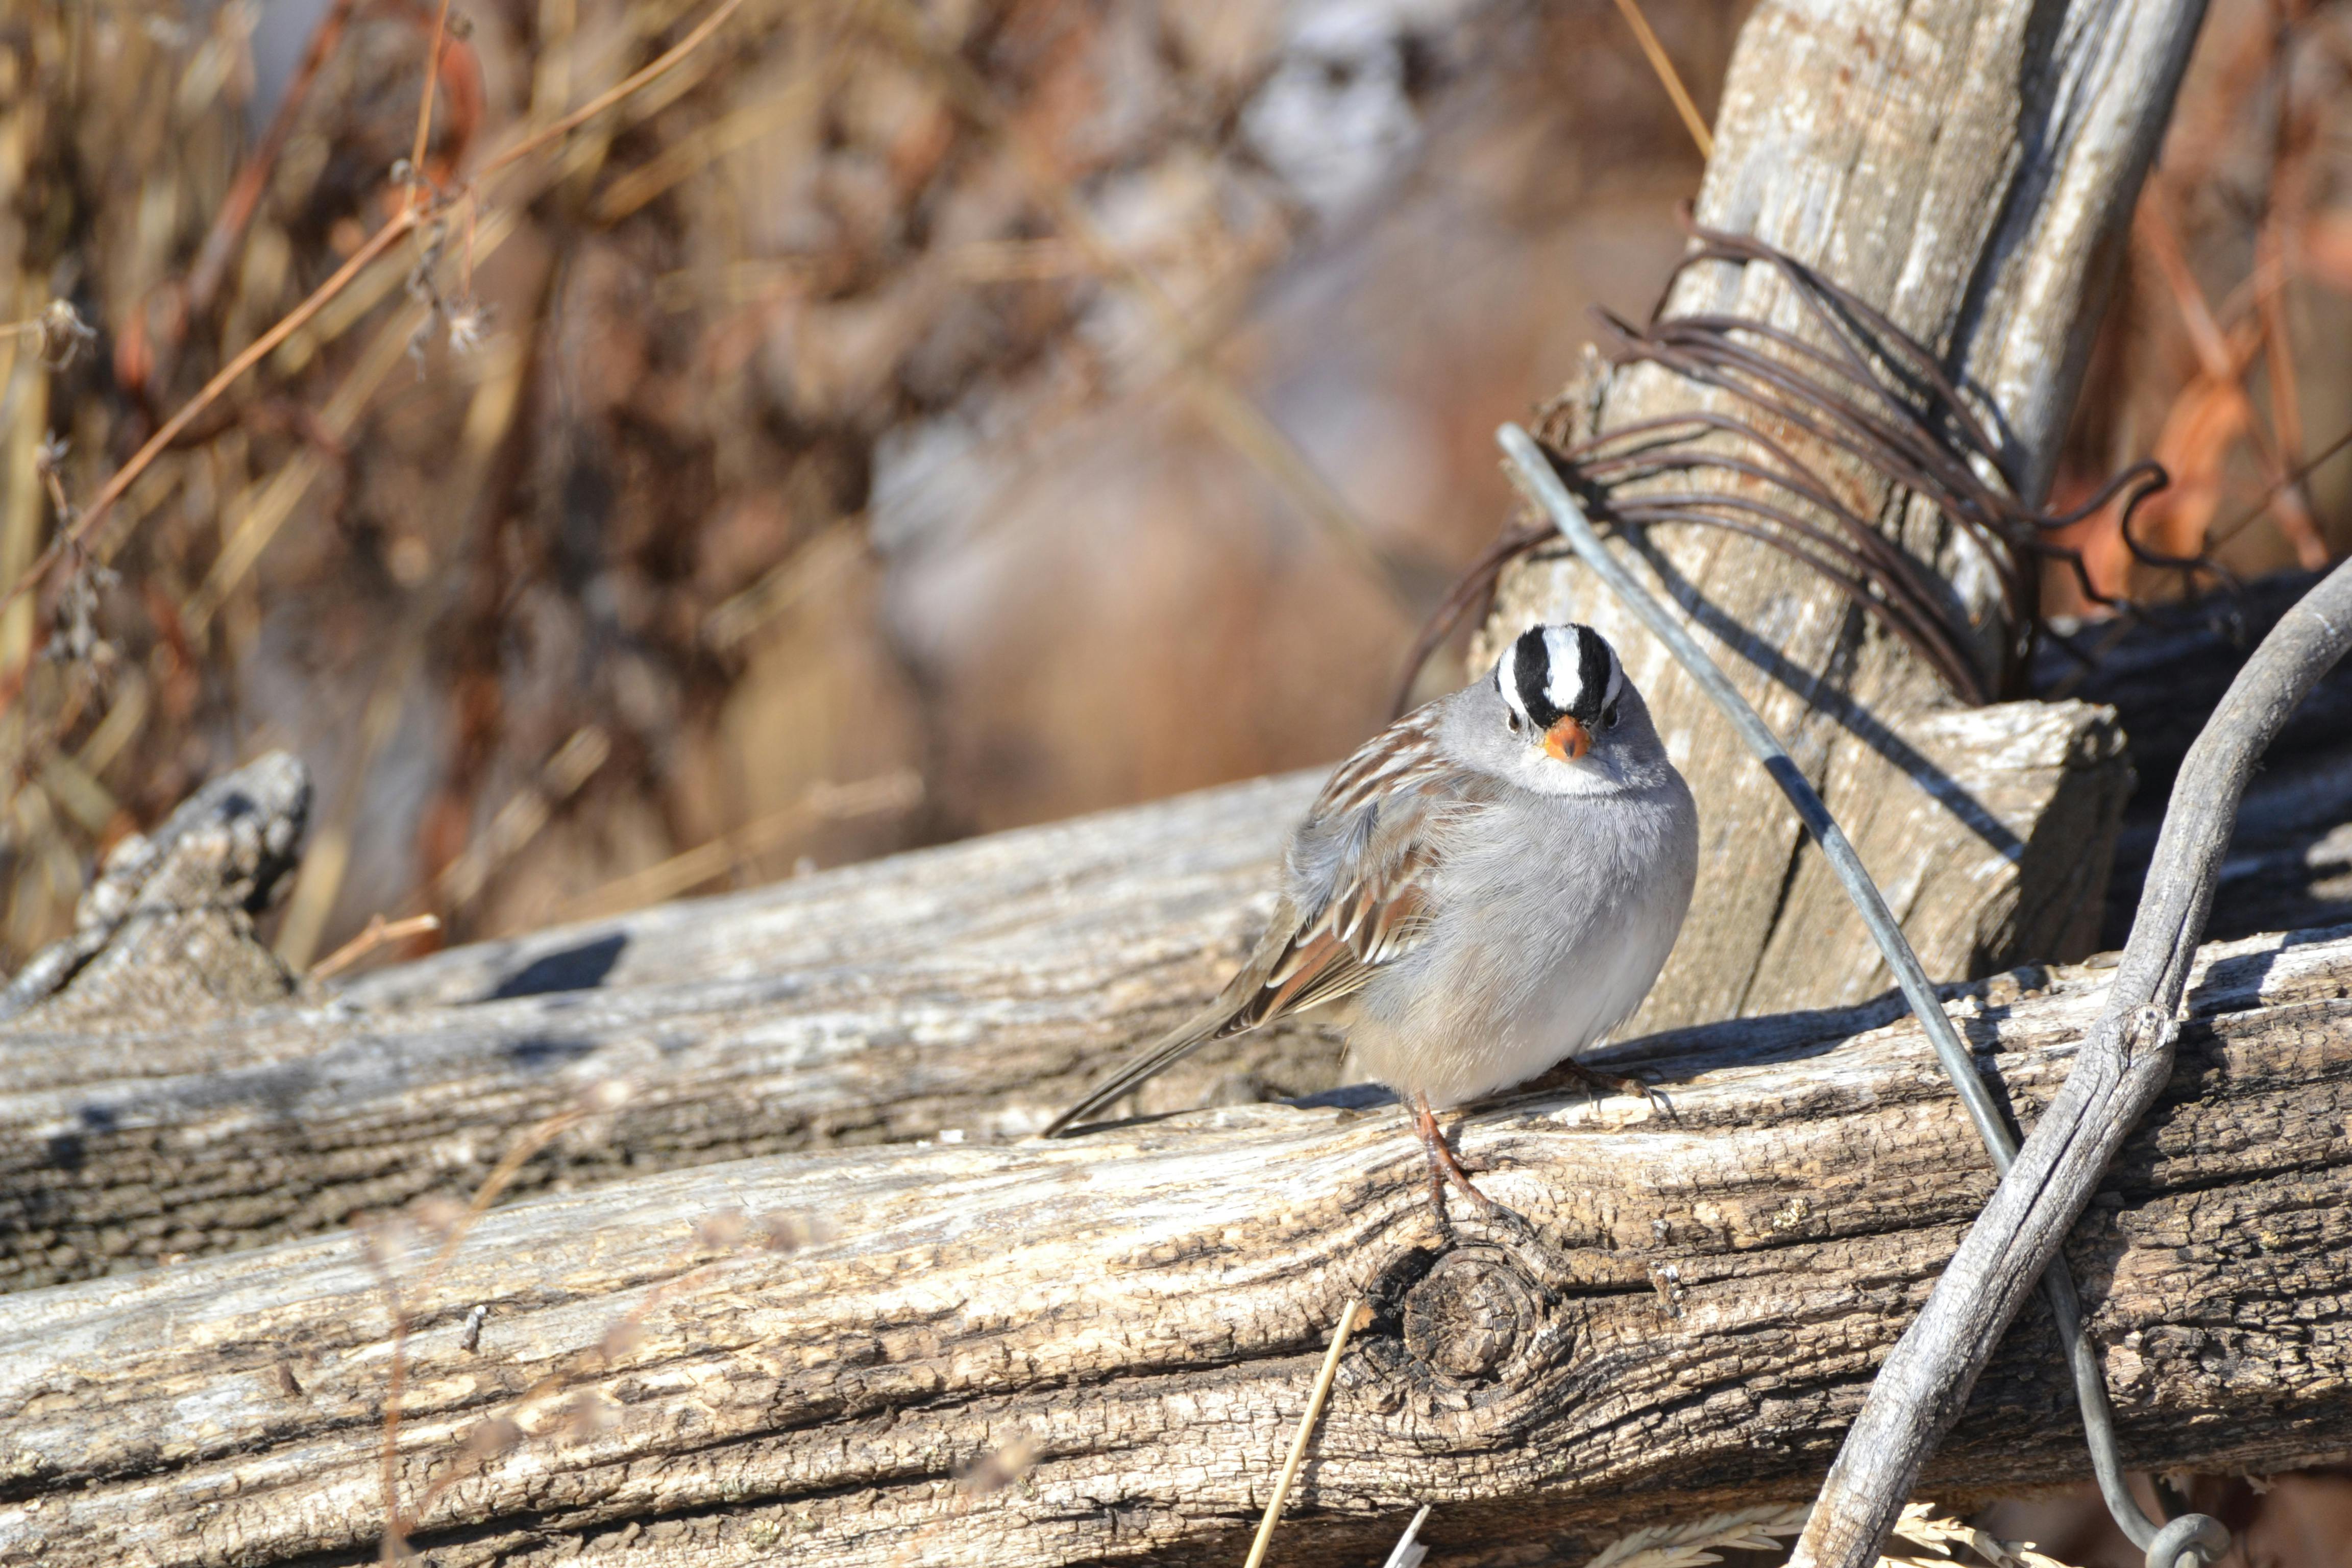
(1498, 423, 2225, 1568)
(1395, 218, 2216, 716)
(2206, 418, 2352, 552)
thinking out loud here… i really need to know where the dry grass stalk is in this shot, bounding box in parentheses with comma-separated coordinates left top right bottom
(2134, 185, 2326, 567)
(1609, 0, 1713, 158)
(361, 1079, 633, 1560)
(1878, 1502, 2076, 1568)
(364, 1168, 826, 1561)
(1578, 1501, 2077, 1568)
(309, 911, 443, 981)
(1241, 1298, 1373, 1568)
(1, 212, 419, 623)
(425, 725, 612, 913)
(2, 0, 756, 968)
(2052, 4, 2352, 607)
(1584, 1504, 1814, 1568)
(0, 0, 752, 628)
(554, 766, 922, 921)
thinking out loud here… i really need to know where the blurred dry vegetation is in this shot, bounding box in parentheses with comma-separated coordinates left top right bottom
(0, 0, 2347, 989)
(5, 2, 2352, 1562)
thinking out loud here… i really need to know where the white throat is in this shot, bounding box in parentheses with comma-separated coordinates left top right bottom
(1502, 744, 1630, 798)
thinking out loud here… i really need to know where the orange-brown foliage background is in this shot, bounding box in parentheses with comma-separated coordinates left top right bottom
(0, 1, 2343, 964)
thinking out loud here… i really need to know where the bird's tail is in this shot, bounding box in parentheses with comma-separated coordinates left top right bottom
(1042, 1004, 1242, 1137)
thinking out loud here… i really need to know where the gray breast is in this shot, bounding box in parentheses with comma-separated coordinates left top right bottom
(1351, 778, 1697, 1105)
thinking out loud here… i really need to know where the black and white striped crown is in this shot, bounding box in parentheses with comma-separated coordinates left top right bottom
(1496, 623, 1623, 730)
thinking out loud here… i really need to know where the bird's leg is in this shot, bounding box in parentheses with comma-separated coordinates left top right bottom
(1411, 1093, 1497, 1218)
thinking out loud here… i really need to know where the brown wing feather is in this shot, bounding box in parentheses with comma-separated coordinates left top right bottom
(1311, 704, 1452, 818)
(1227, 709, 1462, 1033)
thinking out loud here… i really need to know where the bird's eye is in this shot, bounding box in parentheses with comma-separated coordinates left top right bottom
(1602, 703, 1620, 730)
(1506, 712, 1524, 734)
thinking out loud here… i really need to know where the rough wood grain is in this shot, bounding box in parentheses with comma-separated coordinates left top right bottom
(1, 924, 2346, 1568)
(0, 702, 2124, 1293)
(1486, 0, 2206, 1031)
(0, 772, 1326, 1290)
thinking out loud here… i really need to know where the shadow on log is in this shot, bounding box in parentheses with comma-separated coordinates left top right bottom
(2042, 570, 2352, 947)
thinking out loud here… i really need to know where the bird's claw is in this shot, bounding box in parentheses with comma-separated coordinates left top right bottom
(1560, 1060, 1676, 1120)
(1623, 1074, 1676, 1121)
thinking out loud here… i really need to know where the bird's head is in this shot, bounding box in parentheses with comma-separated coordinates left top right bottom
(1494, 622, 1627, 768)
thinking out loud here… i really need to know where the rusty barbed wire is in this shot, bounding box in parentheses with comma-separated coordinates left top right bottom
(1399, 216, 2217, 714)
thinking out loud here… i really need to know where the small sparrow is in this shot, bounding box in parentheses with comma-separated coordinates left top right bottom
(1047, 623, 1699, 1211)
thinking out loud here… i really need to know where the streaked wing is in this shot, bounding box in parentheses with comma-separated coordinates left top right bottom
(1220, 705, 1464, 1034)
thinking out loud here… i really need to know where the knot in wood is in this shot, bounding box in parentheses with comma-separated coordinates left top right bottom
(1402, 1248, 1537, 1383)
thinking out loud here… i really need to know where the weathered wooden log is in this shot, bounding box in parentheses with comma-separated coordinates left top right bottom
(0, 772, 1319, 1291)
(0, 700, 2132, 1292)
(1, 924, 2346, 1567)
(7, 597, 2350, 1297)
(0, 751, 308, 1027)
(1488, 0, 2203, 1028)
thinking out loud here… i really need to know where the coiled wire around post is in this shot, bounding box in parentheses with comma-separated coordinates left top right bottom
(1496, 424, 2226, 1568)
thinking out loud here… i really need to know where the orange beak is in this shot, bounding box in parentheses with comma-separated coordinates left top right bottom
(1543, 715, 1590, 764)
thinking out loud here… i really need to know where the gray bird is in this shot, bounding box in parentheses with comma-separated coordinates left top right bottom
(1046, 622, 1699, 1210)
